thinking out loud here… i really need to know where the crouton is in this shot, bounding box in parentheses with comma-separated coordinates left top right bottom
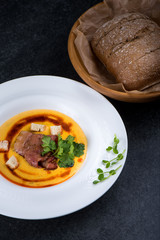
(30, 123, 46, 132)
(50, 125, 62, 135)
(6, 155, 19, 170)
(0, 140, 9, 151)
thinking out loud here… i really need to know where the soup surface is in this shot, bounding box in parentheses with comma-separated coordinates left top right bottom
(0, 109, 87, 188)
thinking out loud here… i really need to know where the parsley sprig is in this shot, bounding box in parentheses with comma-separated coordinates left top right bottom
(41, 134, 85, 168)
(41, 136, 57, 156)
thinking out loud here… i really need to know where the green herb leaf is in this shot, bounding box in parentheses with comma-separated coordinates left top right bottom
(106, 146, 112, 151)
(112, 134, 119, 154)
(93, 180, 100, 184)
(73, 142, 85, 157)
(102, 160, 108, 164)
(117, 153, 124, 161)
(41, 136, 57, 156)
(106, 161, 110, 168)
(42, 135, 51, 146)
(109, 170, 116, 175)
(66, 135, 75, 143)
(98, 174, 105, 181)
(111, 161, 117, 165)
(41, 147, 51, 156)
(113, 147, 118, 154)
(114, 134, 119, 145)
(58, 153, 74, 168)
(97, 168, 103, 173)
(54, 147, 63, 158)
(69, 144, 74, 155)
(49, 140, 57, 151)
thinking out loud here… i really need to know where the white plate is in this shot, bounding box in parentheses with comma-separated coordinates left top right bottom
(0, 76, 128, 219)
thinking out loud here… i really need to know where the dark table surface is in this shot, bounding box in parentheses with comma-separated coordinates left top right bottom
(0, 1, 159, 240)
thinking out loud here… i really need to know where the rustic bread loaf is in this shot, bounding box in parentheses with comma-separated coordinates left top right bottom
(91, 13, 160, 91)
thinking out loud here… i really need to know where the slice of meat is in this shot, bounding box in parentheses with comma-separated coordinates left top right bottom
(14, 131, 32, 155)
(14, 131, 58, 170)
(40, 157, 58, 170)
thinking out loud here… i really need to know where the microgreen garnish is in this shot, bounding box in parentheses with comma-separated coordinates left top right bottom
(93, 135, 125, 185)
(93, 165, 122, 184)
(41, 134, 85, 168)
(102, 150, 125, 168)
(106, 134, 119, 154)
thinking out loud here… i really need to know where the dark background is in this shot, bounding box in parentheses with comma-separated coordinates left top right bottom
(0, 0, 159, 240)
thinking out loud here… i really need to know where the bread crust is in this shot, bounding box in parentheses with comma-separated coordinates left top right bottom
(91, 13, 160, 90)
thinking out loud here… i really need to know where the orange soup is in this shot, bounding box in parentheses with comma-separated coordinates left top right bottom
(0, 109, 87, 188)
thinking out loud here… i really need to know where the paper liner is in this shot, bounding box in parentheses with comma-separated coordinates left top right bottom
(73, 0, 160, 94)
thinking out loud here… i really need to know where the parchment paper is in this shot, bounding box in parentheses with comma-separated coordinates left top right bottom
(73, 0, 160, 93)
